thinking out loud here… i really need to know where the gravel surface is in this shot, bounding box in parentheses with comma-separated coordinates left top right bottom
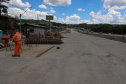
(0, 29, 126, 84)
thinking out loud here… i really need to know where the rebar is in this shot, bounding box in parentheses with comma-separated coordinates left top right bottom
(24, 38, 63, 44)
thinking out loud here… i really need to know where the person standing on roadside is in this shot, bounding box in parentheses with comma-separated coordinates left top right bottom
(12, 29, 22, 57)
(3, 32, 10, 47)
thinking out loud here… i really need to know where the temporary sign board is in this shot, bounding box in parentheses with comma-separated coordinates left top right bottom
(46, 15, 54, 20)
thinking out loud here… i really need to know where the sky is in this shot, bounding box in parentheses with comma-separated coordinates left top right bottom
(2, 0, 126, 24)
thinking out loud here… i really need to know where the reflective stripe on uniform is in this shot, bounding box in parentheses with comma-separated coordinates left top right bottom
(15, 34, 21, 41)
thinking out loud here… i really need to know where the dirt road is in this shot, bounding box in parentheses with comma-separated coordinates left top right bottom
(0, 29, 126, 84)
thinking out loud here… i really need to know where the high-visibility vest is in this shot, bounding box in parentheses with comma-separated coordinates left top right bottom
(12, 32, 21, 42)
(19, 32, 22, 38)
(48, 31, 51, 35)
(15, 34, 21, 41)
(3, 35, 10, 39)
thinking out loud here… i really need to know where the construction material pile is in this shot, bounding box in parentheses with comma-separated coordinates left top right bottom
(24, 38, 63, 44)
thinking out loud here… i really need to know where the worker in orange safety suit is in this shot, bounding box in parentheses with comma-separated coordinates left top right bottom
(47, 30, 51, 36)
(3, 32, 10, 47)
(12, 29, 22, 57)
(19, 32, 22, 38)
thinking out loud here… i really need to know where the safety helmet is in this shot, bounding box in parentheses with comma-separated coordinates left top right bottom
(6, 32, 8, 35)
(16, 29, 19, 32)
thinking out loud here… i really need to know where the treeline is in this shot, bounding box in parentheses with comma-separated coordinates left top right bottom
(0, 15, 18, 33)
(71, 23, 126, 35)
(0, 15, 11, 33)
(88, 24, 126, 34)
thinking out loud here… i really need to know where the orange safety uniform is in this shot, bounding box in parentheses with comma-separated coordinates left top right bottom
(47, 31, 51, 36)
(3, 35, 10, 47)
(19, 32, 22, 38)
(12, 32, 22, 56)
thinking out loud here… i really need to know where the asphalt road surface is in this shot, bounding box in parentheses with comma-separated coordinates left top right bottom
(0, 29, 126, 84)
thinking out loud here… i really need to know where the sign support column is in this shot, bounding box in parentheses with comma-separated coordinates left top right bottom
(46, 15, 53, 31)
(49, 20, 51, 31)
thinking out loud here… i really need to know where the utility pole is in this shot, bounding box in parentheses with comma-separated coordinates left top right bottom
(37, 14, 38, 20)
(19, 6, 32, 32)
(20, 14, 21, 32)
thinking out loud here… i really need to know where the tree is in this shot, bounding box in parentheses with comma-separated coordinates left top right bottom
(0, 0, 10, 15)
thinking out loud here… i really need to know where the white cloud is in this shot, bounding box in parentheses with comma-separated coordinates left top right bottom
(8, 7, 48, 20)
(46, 7, 56, 13)
(58, 18, 65, 23)
(66, 14, 80, 21)
(7, 7, 91, 24)
(90, 9, 125, 24)
(78, 8, 85, 11)
(125, 13, 126, 19)
(58, 19, 91, 24)
(79, 20, 92, 24)
(50, 9, 56, 13)
(43, 0, 71, 6)
(2, 0, 31, 8)
(88, 0, 126, 24)
(39, 4, 47, 9)
(62, 13, 65, 15)
(50, 16, 57, 22)
(92, 19, 101, 24)
(103, 0, 126, 9)
(53, 16, 57, 21)
(8, 7, 59, 21)
(90, 11, 95, 17)
(58, 14, 92, 24)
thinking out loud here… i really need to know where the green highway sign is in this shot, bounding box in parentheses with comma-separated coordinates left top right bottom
(46, 15, 54, 20)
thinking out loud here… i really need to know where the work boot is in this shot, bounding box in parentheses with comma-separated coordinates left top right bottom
(12, 55, 17, 57)
(17, 55, 20, 57)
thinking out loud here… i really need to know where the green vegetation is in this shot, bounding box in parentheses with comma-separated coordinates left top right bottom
(0, 15, 18, 35)
(70, 23, 126, 35)
(0, 21, 11, 33)
(89, 24, 126, 35)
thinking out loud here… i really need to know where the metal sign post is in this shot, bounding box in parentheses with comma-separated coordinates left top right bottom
(49, 20, 51, 31)
(46, 15, 54, 31)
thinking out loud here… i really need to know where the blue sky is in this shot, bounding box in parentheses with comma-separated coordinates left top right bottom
(2, 0, 126, 24)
